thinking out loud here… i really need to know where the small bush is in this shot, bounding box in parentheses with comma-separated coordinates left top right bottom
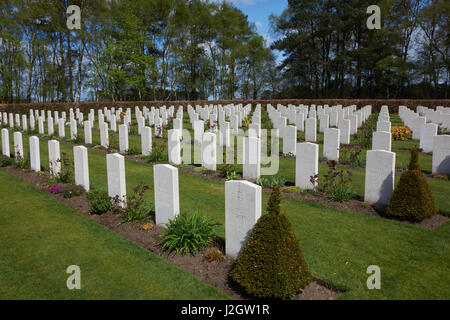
(86, 189, 113, 215)
(284, 186, 302, 193)
(319, 161, 354, 202)
(160, 212, 218, 255)
(205, 247, 224, 262)
(120, 183, 154, 223)
(126, 146, 139, 155)
(391, 126, 411, 141)
(0, 157, 13, 167)
(14, 154, 30, 169)
(147, 142, 167, 162)
(230, 185, 311, 298)
(62, 185, 85, 198)
(340, 146, 363, 168)
(256, 175, 287, 188)
(220, 164, 240, 180)
(386, 148, 437, 221)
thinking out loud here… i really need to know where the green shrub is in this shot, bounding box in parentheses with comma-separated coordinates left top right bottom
(256, 175, 287, 188)
(120, 183, 154, 223)
(62, 185, 85, 199)
(1, 157, 13, 167)
(147, 142, 167, 162)
(320, 161, 354, 202)
(230, 185, 311, 299)
(14, 153, 30, 169)
(220, 164, 240, 180)
(386, 149, 437, 221)
(160, 212, 218, 255)
(340, 146, 363, 168)
(284, 186, 302, 193)
(86, 189, 112, 214)
(126, 146, 140, 155)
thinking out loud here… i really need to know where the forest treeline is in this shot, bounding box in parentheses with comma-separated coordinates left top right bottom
(0, 0, 448, 103)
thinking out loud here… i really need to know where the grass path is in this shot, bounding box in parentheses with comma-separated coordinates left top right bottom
(0, 169, 229, 300)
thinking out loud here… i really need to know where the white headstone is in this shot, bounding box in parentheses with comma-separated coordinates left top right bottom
(419, 123, 437, 153)
(364, 150, 395, 205)
(141, 126, 152, 156)
(74, 146, 89, 191)
(13, 132, 23, 159)
(84, 120, 92, 144)
(372, 131, 392, 152)
(225, 180, 261, 257)
(243, 137, 261, 180)
(119, 124, 129, 153)
(153, 164, 180, 226)
(432, 135, 450, 174)
(29, 136, 40, 172)
(283, 125, 297, 155)
(1, 128, 9, 157)
(168, 129, 181, 165)
(106, 153, 126, 207)
(48, 140, 61, 177)
(202, 132, 216, 171)
(296, 142, 318, 190)
(323, 128, 340, 161)
(338, 119, 351, 144)
(305, 118, 317, 142)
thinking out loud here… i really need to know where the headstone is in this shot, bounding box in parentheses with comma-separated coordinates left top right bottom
(13, 132, 23, 159)
(153, 164, 180, 226)
(168, 129, 181, 165)
(70, 119, 77, 139)
(323, 128, 340, 161)
(372, 131, 392, 152)
(119, 124, 129, 153)
(296, 142, 318, 190)
(106, 153, 126, 207)
(305, 118, 317, 142)
(194, 120, 204, 144)
(141, 126, 152, 156)
(202, 132, 216, 171)
(283, 125, 297, 155)
(29, 136, 40, 171)
(84, 120, 92, 144)
(100, 122, 109, 148)
(225, 180, 261, 257)
(364, 150, 395, 205)
(243, 136, 261, 180)
(48, 140, 61, 177)
(376, 121, 391, 133)
(1, 129, 9, 156)
(58, 119, 65, 138)
(319, 114, 329, 133)
(419, 123, 437, 153)
(338, 119, 351, 144)
(48, 117, 54, 136)
(432, 135, 450, 174)
(74, 146, 89, 191)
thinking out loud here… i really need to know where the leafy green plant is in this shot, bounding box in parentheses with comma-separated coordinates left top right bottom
(62, 185, 85, 199)
(160, 212, 218, 255)
(284, 186, 302, 193)
(220, 164, 240, 180)
(13, 152, 30, 169)
(0, 157, 13, 167)
(255, 175, 287, 188)
(120, 182, 154, 223)
(319, 161, 354, 202)
(86, 189, 113, 215)
(126, 146, 139, 155)
(147, 142, 167, 162)
(340, 146, 363, 168)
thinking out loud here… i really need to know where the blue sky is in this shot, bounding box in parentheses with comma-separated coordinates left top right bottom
(228, 0, 288, 52)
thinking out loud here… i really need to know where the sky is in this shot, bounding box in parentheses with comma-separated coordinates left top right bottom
(228, 0, 288, 61)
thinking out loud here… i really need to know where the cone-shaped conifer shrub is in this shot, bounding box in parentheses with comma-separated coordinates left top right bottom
(229, 185, 311, 298)
(386, 148, 437, 221)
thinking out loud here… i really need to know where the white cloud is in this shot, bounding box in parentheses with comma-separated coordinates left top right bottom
(255, 21, 262, 29)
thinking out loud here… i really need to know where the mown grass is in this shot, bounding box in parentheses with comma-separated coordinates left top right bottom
(0, 169, 229, 300)
(1, 130, 449, 299)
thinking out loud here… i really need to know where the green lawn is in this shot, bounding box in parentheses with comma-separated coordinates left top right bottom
(2, 131, 450, 299)
(0, 169, 229, 300)
(1, 112, 450, 300)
